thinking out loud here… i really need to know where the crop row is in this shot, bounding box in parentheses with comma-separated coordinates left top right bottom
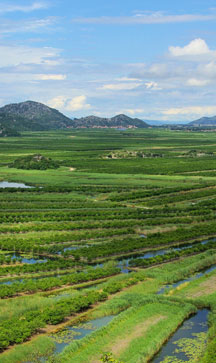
(108, 184, 209, 202)
(69, 222, 216, 261)
(0, 206, 188, 224)
(0, 200, 119, 210)
(0, 227, 133, 252)
(0, 266, 120, 298)
(0, 270, 147, 350)
(0, 258, 79, 276)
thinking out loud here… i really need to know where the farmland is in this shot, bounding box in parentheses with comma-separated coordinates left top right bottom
(1, 128, 216, 362)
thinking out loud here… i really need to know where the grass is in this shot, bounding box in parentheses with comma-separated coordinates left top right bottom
(53, 300, 196, 363)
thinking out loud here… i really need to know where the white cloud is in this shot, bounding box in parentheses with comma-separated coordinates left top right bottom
(0, 2, 48, 14)
(186, 78, 209, 87)
(163, 106, 216, 116)
(0, 45, 61, 67)
(200, 61, 216, 77)
(122, 108, 145, 116)
(48, 95, 91, 112)
(36, 74, 66, 80)
(66, 96, 91, 111)
(100, 82, 141, 90)
(0, 17, 57, 34)
(169, 38, 212, 57)
(116, 77, 140, 81)
(145, 81, 161, 90)
(72, 13, 216, 25)
(47, 96, 65, 109)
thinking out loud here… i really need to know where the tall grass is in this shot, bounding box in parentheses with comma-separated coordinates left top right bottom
(53, 298, 195, 363)
(0, 336, 55, 363)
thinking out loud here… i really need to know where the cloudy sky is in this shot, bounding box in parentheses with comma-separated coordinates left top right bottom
(1, 0, 216, 121)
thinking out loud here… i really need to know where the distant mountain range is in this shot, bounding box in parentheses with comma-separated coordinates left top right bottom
(188, 116, 216, 127)
(0, 100, 149, 132)
(73, 114, 148, 128)
(1, 100, 216, 133)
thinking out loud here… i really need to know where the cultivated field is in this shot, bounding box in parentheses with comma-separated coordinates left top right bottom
(0, 128, 216, 362)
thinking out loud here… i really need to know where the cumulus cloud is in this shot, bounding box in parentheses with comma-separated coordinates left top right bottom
(48, 95, 91, 112)
(199, 61, 216, 77)
(72, 13, 216, 25)
(169, 38, 212, 57)
(66, 96, 91, 111)
(0, 2, 49, 14)
(163, 106, 216, 116)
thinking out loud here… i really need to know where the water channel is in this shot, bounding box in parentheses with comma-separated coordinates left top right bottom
(0, 181, 32, 188)
(152, 309, 209, 362)
(50, 315, 115, 354)
(157, 264, 216, 295)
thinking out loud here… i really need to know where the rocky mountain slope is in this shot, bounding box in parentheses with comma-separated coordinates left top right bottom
(0, 101, 149, 131)
(0, 101, 73, 130)
(73, 114, 148, 128)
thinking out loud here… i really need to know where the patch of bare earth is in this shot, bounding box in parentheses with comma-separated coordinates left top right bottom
(92, 315, 166, 363)
(188, 275, 216, 298)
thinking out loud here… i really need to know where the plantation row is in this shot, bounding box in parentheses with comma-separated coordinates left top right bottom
(0, 205, 200, 224)
(0, 227, 134, 253)
(0, 266, 120, 298)
(0, 200, 119, 210)
(0, 270, 147, 350)
(0, 257, 79, 276)
(0, 184, 134, 194)
(108, 184, 207, 202)
(144, 187, 216, 206)
(0, 216, 191, 234)
(69, 222, 216, 261)
(129, 241, 216, 267)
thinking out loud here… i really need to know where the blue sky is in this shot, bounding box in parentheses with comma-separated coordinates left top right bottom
(1, 0, 216, 121)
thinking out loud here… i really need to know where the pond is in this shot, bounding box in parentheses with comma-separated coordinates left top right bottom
(50, 315, 115, 354)
(0, 181, 32, 188)
(152, 309, 209, 362)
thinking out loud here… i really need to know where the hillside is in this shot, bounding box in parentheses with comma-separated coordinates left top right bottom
(0, 101, 149, 131)
(73, 114, 148, 128)
(188, 116, 216, 127)
(0, 125, 20, 137)
(0, 101, 73, 131)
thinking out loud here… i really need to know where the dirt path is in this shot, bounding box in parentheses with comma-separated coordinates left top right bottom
(92, 315, 166, 363)
(188, 275, 216, 297)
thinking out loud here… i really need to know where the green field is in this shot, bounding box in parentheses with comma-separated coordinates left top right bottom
(1, 128, 216, 362)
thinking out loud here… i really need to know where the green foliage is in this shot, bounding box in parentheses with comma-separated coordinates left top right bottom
(101, 352, 124, 362)
(9, 154, 60, 170)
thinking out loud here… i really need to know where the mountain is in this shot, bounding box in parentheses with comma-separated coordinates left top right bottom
(0, 124, 20, 137)
(73, 114, 148, 128)
(0, 101, 149, 131)
(0, 101, 73, 131)
(188, 116, 216, 127)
